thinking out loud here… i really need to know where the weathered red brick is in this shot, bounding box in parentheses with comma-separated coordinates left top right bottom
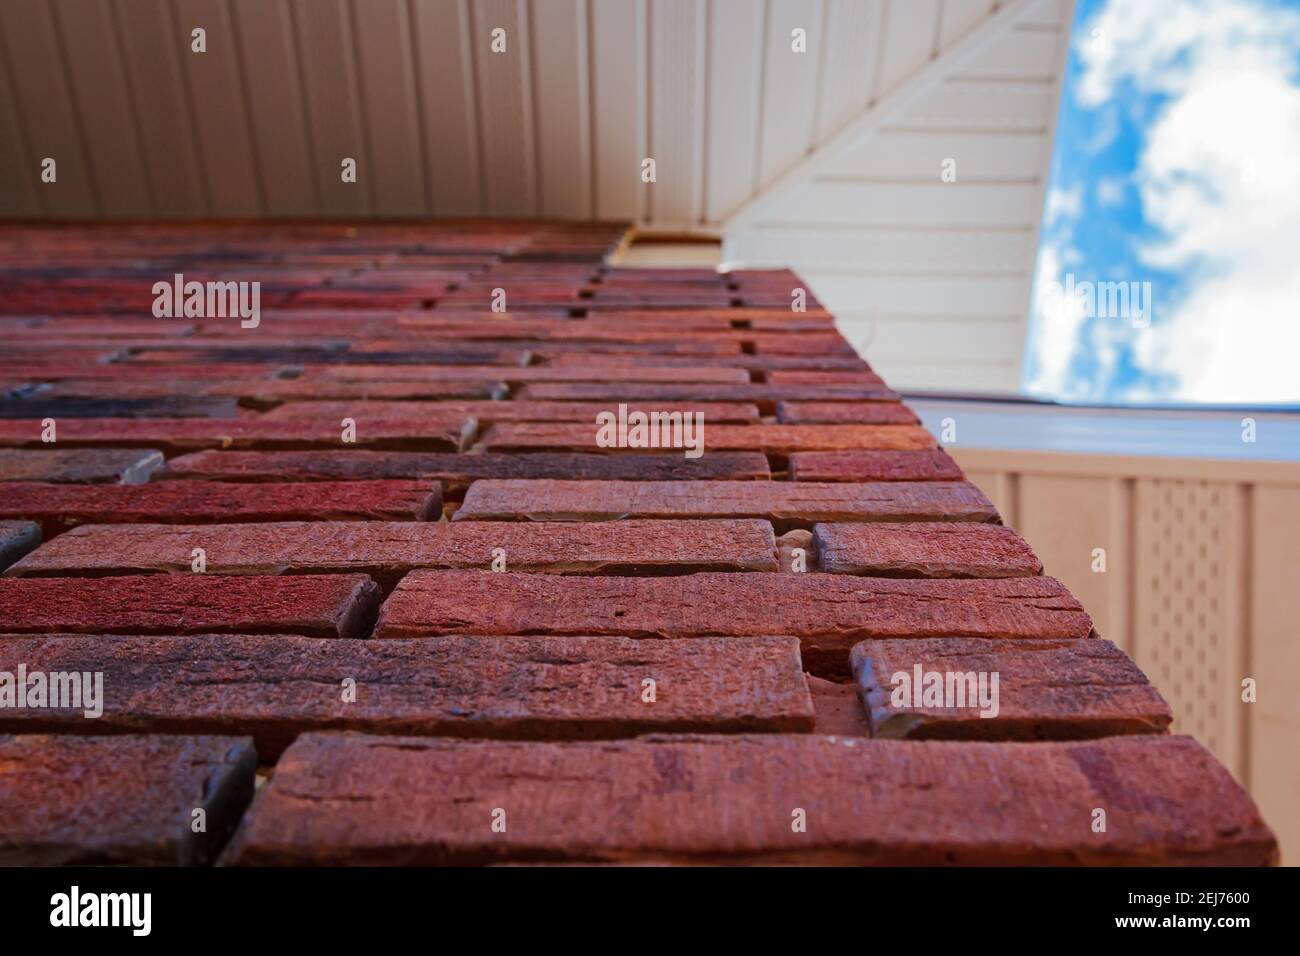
(374, 570, 1092, 676)
(310, 363, 751, 384)
(789, 449, 965, 482)
(162, 449, 772, 492)
(0, 734, 255, 865)
(767, 370, 887, 385)
(263, 399, 762, 424)
(776, 402, 919, 425)
(454, 479, 996, 524)
(0, 520, 40, 571)
(225, 732, 1277, 865)
(476, 423, 936, 455)
(851, 637, 1174, 740)
(0, 634, 812, 758)
(0, 447, 164, 484)
(41, 376, 508, 404)
(814, 522, 1038, 577)
(11, 519, 778, 578)
(0, 574, 379, 638)
(519, 382, 900, 408)
(0, 414, 475, 453)
(0, 480, 439, 535)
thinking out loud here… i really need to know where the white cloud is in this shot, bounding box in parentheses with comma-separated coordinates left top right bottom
(1043, 186, 1082, 228)
(1024, 240, 1089, 397)
(1076, 0, 1300, 403)
(1095, 176, 1126, 207)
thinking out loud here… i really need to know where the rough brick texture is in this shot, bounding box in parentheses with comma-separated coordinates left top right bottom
(789, 449, 965, 482)
(0, 574, 379, 638)
(0, 734, 255, 865)
(455, 479, 997, 524)
(0, 447, 164, 483)
(0, 635, 812, 758)
(852, 637, 1174, 740)
(10, 519, 778, 578)
(814, 522, 1038, 577)
(227, 732, 1277, 865)
(0, 480, 440, 535)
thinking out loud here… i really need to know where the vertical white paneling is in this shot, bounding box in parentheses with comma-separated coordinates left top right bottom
(231, 0, 316, 215)
(348, 0, 428, 215)
(938, 0, 994, 49)
(0, 30, 42, 217)
(647, 0, 706, 225)
(703, 0, 764, 223)
(755, 0, 824, 189)
(590, 0, 646, 221)
(173, 0, 262, 214)
(813, 0, 883, 139)
(412, 0, 482, 215)
(113, 0, 207, 216)
(469, 0, 537, 216)
(0, 0, 96, 215)
(875, 0, 940, 96)
(290, 0, 369, 215)
(51, 0, 152, 216)
(529, 0, 590, 218)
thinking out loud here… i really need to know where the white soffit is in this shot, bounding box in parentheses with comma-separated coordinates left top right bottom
(724, 0, 1075, 393)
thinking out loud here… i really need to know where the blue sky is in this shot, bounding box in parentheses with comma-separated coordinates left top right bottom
(1021, 0, 1300, 405)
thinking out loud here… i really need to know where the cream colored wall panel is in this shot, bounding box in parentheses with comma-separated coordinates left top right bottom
(1014, 474, 1126, 645)
(871, 358, 1020, 391)
(0, 0, 96, 215)
(470, 0, 536, 216)
(291, 0, 369, 215)
(232, 0, 316, 215)
(760, 180, 1041, 227)
(590, 0, 646, 220)
(0, 58, 40, 216)
(813, 0, 882, 139)
(351, 0, 428, 215)
(1021, 0, 1071, 27)
(727, 224, 1029, 271)
(530, 0, 591, 219)
(703, 0, 764, 223)
(412, 0, 482, 215)
(938, 0, 994, 49)
(838, 313, 1024, 362)
(806, 272, 1028, 315)
(647, 0, 705, 226)
(755, 0, 824, 189)
(825, 129, 1047, 180)
(960, 24, 1062, 80)
(52, 0, 152, 216)
(1251, 484, 1300, 865)
(1133, 479, 1246, 776)
(875, 0, 939, 95)
(904, 78, 1054, 128)
(173, 0, 262, 215)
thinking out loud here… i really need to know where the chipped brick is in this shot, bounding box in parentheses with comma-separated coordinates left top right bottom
(0, 447, 164, 484)
(851, 637, 1174, 740)
(0, 734, 255, 865)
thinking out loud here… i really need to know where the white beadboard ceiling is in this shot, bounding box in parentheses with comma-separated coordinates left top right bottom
(0, 0, 1073, 393)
